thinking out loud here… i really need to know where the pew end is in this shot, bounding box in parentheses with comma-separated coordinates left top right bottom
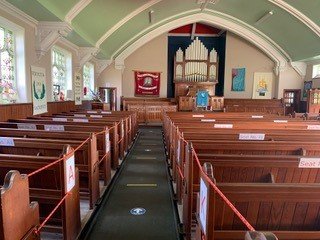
(0, 170, 40, 240)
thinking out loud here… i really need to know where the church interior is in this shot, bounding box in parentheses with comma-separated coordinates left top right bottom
(0, 0, 320, 240)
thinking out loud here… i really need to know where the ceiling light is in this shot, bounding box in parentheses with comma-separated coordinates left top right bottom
(197, 0, 220, 11)
(149, 10, 154, 23)
(255, 11, 274, 25)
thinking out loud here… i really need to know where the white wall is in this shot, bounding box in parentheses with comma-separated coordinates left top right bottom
(97, 62, 122, 110)
(122, 33, 168, 97)
(0, 9, 98, 103)
(224, 32, 277, 98)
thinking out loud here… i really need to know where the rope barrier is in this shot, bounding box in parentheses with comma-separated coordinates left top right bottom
(192, 147, 255, 231)
(176, 128, 255, 231)
(35, 193, 70, 235)
(26, 116, 128, 236)
(27, 137, 90, 178)
(98, 152, 109, 165)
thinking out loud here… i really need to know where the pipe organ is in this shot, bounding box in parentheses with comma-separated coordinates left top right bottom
(174, 38, 221, 111)
(174, 37, 218, 84)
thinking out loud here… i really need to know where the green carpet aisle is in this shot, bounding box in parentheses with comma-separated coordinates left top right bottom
(83, 127, 180, 240)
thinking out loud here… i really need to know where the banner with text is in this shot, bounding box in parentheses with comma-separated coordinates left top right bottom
(74, 72, 82, 105)
(31, 66, 47, 115)
(134, 71, 160, 96)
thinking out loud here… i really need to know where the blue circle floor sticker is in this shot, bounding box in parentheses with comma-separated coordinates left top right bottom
(130, 207, 146, 216)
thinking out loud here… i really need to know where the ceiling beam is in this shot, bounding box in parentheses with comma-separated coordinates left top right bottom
(114, 11, 290, 74)
(96, 0, 162, 47)
(65, 0, 93, 24)
(191, 23, 196, 40)
(269, 0, 320, 37)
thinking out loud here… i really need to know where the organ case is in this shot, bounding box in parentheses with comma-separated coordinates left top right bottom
(174, 37, 219, 98)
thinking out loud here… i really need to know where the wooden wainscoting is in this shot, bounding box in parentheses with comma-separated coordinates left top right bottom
(0, 100, 92, 122)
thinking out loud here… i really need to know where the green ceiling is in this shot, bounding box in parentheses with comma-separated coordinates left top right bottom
(5, 0, 320, 62)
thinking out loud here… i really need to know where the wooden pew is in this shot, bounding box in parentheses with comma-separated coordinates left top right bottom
(0, 136, 99, 209)
(2, 120, 120, 169)
(69, 110, 138, 141)
(0, 146, 81, 239)
(0, 170, 40, 240)
(45, 113, 130, 153)
(0, 127, 111, 186)
(164, 112, 320, 239)
(196, 166, 320, 240)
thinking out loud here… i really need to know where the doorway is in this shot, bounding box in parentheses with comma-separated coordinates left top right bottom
(283, 89, 301, 115)
(99, 87, 117, 111)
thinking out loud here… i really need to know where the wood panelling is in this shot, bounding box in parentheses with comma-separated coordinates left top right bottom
(0, 101, 92, 121)
(224, 99, 284, 114)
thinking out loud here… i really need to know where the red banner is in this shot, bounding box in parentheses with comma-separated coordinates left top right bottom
(134, 71, 160, 96)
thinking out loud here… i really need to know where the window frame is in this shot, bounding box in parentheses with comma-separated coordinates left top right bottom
(312, 64, 320, 78)
(51, 45, 72, 101)
(0, 15, 26, 104)
(82, 62, 94, 100)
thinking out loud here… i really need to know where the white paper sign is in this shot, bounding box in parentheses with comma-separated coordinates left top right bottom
(199, 178, 208, 235)
(101, 111, 112, 114)
(65, 154, 76, 192)
(74, 73, 82, 105)
(73, 118, 89, 123)
(90, 115, 103, 118)
(201, 119, 216, 122)
(52, 118, 67, 122)
(214, 124, 233, 129)
(17, 123, 37, 130)
(87, 111, 97, 114)
(252, 115, 264, 119)
(274, 120, 288, 123)
(106, 132, 110, 153)
(307, 125, 320, 130)
(299, 158, 320, 168)
(31, 66, 47, 115)
(74, 114, 86, 117)
(44, 125, 65, 131)
(0, 137, 15, 146)
(177, 140, 181, 164)
(239, 133, 265, 141)
(121, 122, 124, 138)
(193, 115, 205, 118)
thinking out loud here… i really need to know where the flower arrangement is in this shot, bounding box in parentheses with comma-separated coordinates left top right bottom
(90, 89, 102, 102)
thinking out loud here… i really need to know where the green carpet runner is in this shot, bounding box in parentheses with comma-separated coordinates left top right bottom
(83, 127, 180, 240)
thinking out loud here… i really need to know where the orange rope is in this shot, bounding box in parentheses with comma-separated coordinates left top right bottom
(27, 137, 90, 177)
(35, 193, 70, 235)
(191, 147, 255, 231)
(176, 128, 255, 231)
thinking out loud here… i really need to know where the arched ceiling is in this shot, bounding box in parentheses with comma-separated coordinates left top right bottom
(5, 0, 320, 62)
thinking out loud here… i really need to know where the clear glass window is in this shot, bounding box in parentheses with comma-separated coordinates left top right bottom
(52, 47, 71, 101)
(313, 64, 320, 78)
(83, 62, 94, 99)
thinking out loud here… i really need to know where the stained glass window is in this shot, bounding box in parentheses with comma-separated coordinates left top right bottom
(52, 47, 69, 101)
(83, 62, 94, 99)
(0, 26, 17, 104)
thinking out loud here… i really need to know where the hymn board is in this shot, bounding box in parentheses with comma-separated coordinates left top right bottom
(174, 37, 219, 98)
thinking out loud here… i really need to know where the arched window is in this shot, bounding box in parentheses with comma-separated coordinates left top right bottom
(83, 62, 94, 99)
(52, 46, 72, 101)
(0, 26, 17, 104)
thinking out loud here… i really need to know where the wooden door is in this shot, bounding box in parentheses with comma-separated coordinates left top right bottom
(283, 89, 301, 115)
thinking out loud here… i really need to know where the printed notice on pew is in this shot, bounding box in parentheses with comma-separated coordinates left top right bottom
(65, 154, 76, 192)
(199, 178, 208, 235)
(31, 66, 47, 115)
(299, 158, 320, 168)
